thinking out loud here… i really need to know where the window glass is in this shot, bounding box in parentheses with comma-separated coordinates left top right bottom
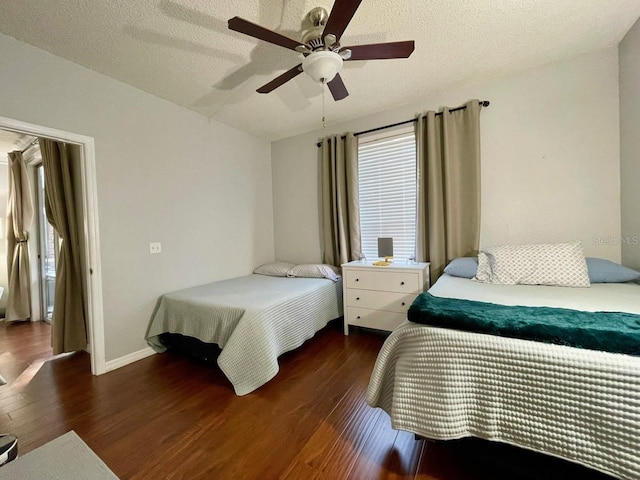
(358, 129, 417, 260)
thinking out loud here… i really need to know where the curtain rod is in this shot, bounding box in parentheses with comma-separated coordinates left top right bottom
(315, 100, 490, 147)
(21, 138, 39, 153)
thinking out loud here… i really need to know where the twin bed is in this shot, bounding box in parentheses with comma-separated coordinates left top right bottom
(367, 273, 640, 480)
(146, 273, 342, 395)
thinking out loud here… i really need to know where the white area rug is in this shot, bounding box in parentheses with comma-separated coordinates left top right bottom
(0, 431, 118, 479)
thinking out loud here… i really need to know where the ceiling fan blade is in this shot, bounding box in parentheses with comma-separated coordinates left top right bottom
(228, 17, 302, 51)
(343, 41, 415, 60)
(257, 64, 303, 94)
(327, 74, 349, 101)
(323, 0, 363, 41)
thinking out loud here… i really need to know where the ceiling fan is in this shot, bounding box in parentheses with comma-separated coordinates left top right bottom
(228, 0, 415, 101)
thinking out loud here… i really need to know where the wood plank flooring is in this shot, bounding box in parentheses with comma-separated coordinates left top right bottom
(0, 320, 615, 479)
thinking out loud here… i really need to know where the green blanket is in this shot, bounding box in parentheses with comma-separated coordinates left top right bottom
(408, 293, 640, 355)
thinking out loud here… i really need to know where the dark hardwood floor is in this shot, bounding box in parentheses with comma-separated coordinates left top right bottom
(0, 320, 615, 480)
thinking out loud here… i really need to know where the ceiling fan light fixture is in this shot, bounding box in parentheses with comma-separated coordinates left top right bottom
(302, 51, 343, 84)
(229, 4, 415, 100)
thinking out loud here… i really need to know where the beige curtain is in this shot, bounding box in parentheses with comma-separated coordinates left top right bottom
(39, 138, 87, 354)
(416, 99, 482, 283)
(6, 151, 34, 321)
(321, 133, 361, 267)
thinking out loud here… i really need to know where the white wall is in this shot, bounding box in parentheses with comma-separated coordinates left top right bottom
(272, 48, 621, 264)
(620, 18, 640, 269)
(0, 33, 274, 361)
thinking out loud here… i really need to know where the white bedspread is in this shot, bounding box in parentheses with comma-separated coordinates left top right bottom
(146, 274, 342, 395)
(367, 275, 640, 480)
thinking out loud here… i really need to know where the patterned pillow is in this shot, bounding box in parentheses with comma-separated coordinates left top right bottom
(253, 262, 296, 277)
(474, 241, 590, 287)
(286, 264, 341, 282)
(475, 253, 496, 283)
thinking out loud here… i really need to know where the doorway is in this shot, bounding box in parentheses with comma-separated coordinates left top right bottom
(0, 115, 105, 375)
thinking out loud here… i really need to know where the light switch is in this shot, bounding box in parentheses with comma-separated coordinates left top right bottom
(149, 242, 162, 254)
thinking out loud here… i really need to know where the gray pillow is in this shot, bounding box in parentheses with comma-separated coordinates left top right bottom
(286, 264, 341, 282)
(444, 257, 478, 278)
(253, 262, 296, 277)
(586, 258, 640, 283)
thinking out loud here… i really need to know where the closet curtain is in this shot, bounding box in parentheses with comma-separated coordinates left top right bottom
(39, 138, 87, 354)
(320, 133, 361, 267)
(415, 99, 482, 283)
(6, 151, 34, 321)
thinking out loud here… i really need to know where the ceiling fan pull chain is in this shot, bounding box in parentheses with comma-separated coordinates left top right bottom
(322, 82, 327, 128)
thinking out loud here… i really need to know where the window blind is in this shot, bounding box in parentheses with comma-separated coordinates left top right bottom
(358, 130, 417, 260)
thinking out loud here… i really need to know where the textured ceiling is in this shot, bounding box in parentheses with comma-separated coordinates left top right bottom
(0, 1, 638, 141)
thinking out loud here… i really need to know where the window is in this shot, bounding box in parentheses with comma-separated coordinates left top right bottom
(36, 164, 60, 322)
(358, 128, 417, 260)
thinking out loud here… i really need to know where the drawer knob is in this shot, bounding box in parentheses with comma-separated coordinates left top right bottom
(355, 278, 359, 282)
(400, 281, 405, 286)
(402, 302, 405, 306)
(356, 297, 360, 300)
(357, 315, 361, 319)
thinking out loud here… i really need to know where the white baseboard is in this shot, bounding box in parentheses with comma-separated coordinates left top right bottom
(104, 346, 156, 373)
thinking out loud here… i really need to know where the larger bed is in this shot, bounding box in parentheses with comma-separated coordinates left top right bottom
(146, 274, 343, 395)
(367, 274, 640, 480)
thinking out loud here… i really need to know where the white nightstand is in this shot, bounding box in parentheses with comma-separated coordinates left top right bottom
(341, 260, 430, 335)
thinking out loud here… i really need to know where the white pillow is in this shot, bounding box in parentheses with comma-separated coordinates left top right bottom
(287, 264, 341, 282)
(253, 262, 296, 277)
(474, 241, 590, 287)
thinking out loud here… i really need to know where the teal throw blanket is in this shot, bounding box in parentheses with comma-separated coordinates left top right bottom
(408, 293, 640, 355)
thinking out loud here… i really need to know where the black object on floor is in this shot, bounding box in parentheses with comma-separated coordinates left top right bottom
(0, 434, 18, 466)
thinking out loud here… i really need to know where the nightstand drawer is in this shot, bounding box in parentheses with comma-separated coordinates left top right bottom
(344, 269, 420, 294)
(346, 289, 417, 314)
(346, 307, 407, 332)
